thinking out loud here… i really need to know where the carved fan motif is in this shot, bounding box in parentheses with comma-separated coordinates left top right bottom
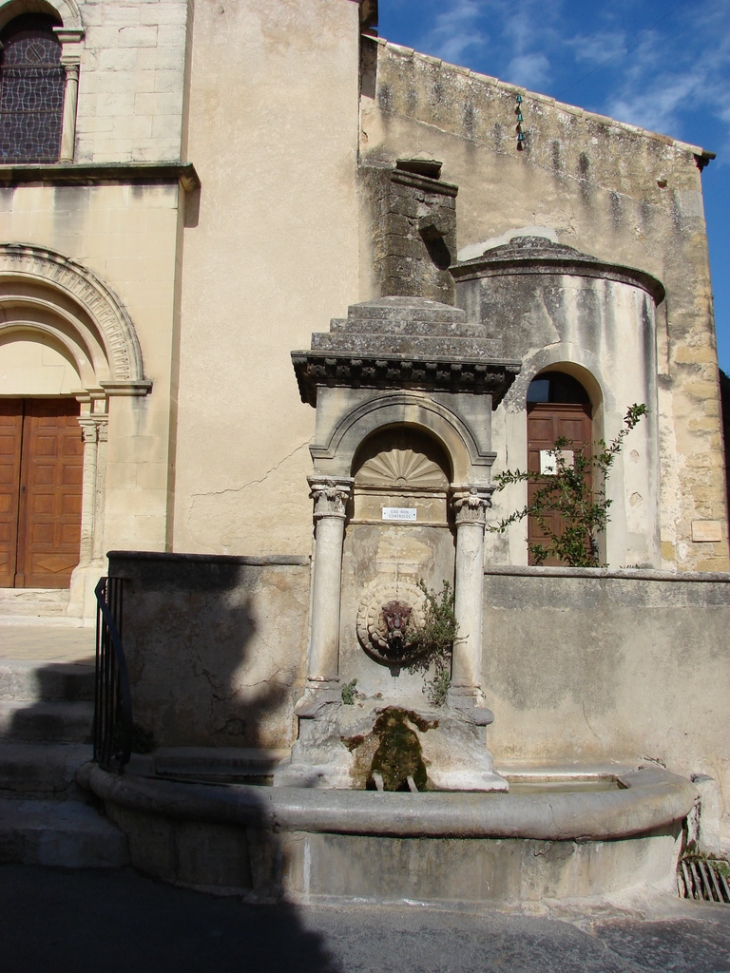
(356, 448, 449, 489)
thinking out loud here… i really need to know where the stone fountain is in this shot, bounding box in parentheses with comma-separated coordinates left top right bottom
(280, 293, 519, 792)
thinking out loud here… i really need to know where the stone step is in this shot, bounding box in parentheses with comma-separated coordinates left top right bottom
(0, 660, 95, 703)
(0, 587, 72, 618)
(0, 701, 93, 744)
(0, 743, 92, 798)
(0, 797, 129, 867)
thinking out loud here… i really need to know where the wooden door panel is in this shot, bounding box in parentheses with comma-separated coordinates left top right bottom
(0, 400, 22, 586)
(15, 399, 83, 588)
(527, 401, 592, 566)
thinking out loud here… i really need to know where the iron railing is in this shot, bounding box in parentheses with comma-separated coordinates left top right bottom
(94, 576, 132, 771)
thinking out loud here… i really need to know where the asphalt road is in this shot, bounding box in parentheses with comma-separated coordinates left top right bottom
(3, 864, 730, 973)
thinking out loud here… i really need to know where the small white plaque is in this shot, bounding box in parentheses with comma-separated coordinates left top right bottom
(540, 449, 573, 475)
(382, 507, 417, 522)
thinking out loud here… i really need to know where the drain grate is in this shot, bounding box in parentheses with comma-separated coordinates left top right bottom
(678, 858, 730, 904)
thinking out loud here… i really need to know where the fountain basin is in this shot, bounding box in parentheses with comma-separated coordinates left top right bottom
(79, 761, 697, 908)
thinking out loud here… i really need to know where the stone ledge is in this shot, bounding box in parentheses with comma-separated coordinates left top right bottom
(292, 352, 520, 407)
(484, 564, 730, 584)
(107, 551, 309, 567)
(0, 162, 200, 191)
(81, 763, 696, 841)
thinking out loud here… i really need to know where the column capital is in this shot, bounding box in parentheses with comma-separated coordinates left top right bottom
(308, 476, 354, 520)
(451, 486, 493, 526)
(61, 60, 80, 79)
(78, 415, 108, 444)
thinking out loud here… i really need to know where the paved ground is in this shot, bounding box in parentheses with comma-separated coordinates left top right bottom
(0, 623, 94, 663)
(2, 864, 730, 973)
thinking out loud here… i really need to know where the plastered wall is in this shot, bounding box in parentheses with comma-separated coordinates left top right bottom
(173, 0, 361, 557)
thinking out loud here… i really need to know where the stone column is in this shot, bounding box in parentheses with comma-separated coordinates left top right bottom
(77, 418, 99, 567)
(306, 476, 354, 690)
(77, 413, 109, 566)
(59, 61, 80, 162)
(450, 488, 492, 699)
(93, 419, 109, 562)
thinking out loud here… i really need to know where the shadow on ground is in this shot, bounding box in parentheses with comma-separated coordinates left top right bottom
(3, 864, 730, 973)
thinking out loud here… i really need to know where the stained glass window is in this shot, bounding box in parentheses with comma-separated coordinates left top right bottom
(0, 14, 64, 163)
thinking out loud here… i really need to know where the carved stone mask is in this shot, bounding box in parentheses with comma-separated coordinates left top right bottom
(381, 600, 413, 654)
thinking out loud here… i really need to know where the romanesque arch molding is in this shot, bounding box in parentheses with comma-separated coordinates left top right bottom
(0, 244, 148, 393)
(0, 0, 82, 30)
(310, 392, 494, 485)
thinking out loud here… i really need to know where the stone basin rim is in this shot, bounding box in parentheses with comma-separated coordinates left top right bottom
(79, 764, 697, 842)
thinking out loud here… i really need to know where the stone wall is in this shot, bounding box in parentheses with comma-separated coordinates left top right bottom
(108, 551, 311, 749)
(361, 36, 729, 572)
(361, 162, 458, 303)
(482, 566, 730, 832)
(75, 0, 191, 163)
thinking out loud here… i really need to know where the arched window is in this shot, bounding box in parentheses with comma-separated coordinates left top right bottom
(0, 13, 64, 163)
(526, 370, 594, 565)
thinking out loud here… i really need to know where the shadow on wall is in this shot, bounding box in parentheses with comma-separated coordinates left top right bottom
(0, 570, 342, 968)
(720, 369, 730, 519)
(87, 552, 323, 912)
(111, 552, 311, 752)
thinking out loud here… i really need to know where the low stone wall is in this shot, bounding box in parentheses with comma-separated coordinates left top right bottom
(482, 566, 730, 833)
(107, 551, 311, 750)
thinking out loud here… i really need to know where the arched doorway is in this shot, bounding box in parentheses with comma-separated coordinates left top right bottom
(526, 370, 594, 565)
(0, 244, 149, 603)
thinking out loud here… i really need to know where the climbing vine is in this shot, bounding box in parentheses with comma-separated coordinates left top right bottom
(489, 404, 647, 567)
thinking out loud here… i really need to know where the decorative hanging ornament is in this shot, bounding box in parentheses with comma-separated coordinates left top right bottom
(515, 93, 525, 150)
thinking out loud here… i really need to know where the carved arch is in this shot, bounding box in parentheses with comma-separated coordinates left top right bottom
(0, 244, 148, 391)
(310, 392, 495, 485)
(502, 343, 612, 415)
(0, 0, 82, 30)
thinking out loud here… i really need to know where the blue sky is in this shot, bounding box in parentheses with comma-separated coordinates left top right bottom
(378, 0, 730, 372)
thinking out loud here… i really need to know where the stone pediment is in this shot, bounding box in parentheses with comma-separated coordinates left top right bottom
(292, 296, 520, 407)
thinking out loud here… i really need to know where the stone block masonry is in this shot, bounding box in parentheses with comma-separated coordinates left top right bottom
(74, 1, 190, 163)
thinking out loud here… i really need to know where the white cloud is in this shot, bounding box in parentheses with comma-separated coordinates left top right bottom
(421, 0, 489, 63)
(609, 73, 704, 136)
(568, 31, 626, 65)
(505, 53, 551, 89)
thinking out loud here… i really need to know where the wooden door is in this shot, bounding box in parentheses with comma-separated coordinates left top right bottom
(0, 399, 22, 586)
(0, 398, 83, 588)
(526, 401, 592, 566)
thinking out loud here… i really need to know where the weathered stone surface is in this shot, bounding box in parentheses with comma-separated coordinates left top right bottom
(109, 551, 311, 750)
(481, 566, 730, 834)
(84, 762, 695, 902)
(362, 163, 458, 304)
(361, 36, 729, 571)
(293, 296, 519, 406)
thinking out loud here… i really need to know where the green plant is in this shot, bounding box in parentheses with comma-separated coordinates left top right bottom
(404, 580, 459, 706)
(489, 404, 647, 567)
(341, 678, 358, 705)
